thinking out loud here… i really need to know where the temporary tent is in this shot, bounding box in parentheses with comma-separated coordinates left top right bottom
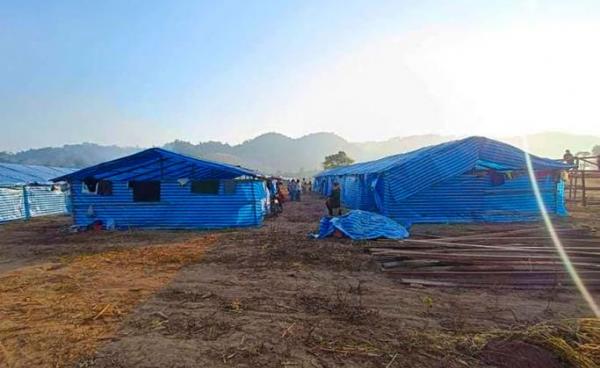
(53, 148, 268, 229)
(0, 163, 74, 222)
(314, 136, 570, 223)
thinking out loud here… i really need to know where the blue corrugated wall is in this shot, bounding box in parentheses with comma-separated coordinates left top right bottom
(382, 173, 561, 223)
(27, 186, 71, 218)
(313, 137, 570, 224)
(0, 185, 71, 223)
(0, 187, 24, 222)
(340, 175, 378, 211)
(316, 176, 339, 197)
(70, 180, 267, 229)
(316, 172, 565, 224)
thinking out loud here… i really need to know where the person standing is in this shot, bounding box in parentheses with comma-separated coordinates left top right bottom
(289, 179, 297, 201)
(326, 182, 342, 216)
(276, 181, 285, 212)
(297, 179, 302, 202)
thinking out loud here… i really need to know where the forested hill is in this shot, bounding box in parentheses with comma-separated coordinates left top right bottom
(0, 143, 140, 169)
(1, 132, 598, 176)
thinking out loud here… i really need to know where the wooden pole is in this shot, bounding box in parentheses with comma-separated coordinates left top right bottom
(582, 167, 587, 207)
(568, 170, 573, 199)
(574, 169, 578, 201)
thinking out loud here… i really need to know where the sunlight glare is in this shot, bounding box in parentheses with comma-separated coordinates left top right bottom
(522, 137, 600, 317)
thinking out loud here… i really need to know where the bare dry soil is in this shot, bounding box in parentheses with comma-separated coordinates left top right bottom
(0, 194, 598, 368)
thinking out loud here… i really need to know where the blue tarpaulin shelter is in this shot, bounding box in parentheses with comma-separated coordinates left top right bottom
(0, 163, 74, 223)
(53, 148, 268, 229)
(314, 137, 570, 224)
(316, 210, 409, 240)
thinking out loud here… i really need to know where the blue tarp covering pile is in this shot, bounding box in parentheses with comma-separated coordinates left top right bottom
(316, 210, 409, 240)
(313, 136, 571, 224)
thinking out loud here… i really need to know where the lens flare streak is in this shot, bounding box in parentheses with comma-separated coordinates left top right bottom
(522, 139, 600, 317)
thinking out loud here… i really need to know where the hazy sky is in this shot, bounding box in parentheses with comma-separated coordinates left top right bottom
(1, 0, 600, 151)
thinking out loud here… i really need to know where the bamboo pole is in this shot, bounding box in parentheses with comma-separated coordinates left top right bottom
(582, 168, 587, 207)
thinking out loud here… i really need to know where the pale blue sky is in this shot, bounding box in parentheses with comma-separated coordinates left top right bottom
(1, 0, 599, 151)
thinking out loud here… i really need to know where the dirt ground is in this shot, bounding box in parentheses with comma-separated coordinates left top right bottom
(0, 217, 204, 274)
(0, 221, 217, 367)
(0, 194, 599, 367)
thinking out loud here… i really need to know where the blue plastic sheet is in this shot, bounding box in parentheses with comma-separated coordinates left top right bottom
(0, 163, 74, 185)
(316, 210, 409, 240)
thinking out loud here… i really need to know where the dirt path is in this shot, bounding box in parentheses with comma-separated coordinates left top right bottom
(82, 194, 594, 368)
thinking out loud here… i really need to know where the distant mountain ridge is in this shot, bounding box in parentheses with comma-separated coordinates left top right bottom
(1, 132, 598, 176)
(0, 143, 140, 169)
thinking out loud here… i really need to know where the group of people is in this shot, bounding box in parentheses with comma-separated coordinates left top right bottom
(266, 177, 343, 218)
(266, 177, 314, 215)
(287, 178, 312, 202)
(265, 179, 285, 215)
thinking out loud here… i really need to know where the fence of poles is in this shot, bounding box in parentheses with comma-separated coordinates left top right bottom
(565, 156, 600, 207)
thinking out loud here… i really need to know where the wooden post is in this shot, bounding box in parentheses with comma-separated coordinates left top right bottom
(568, 171, 573, 199)
(582, 168, 587, 207)
(573, 168, 579, 202)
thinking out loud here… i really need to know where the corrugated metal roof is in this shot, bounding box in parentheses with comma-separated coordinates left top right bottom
(315, 136, 570, 178)
(0, 163, 75, 185)
(53, 147, 261, 182)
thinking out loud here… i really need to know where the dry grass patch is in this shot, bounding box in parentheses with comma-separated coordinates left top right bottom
(512, 318, 600, 368)
(0, 235, 217, 368)
(468, 318, 600, 368)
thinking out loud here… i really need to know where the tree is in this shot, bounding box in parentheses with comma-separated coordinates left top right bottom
(323, 151, 354, 169)
(592, 145, 600, 156)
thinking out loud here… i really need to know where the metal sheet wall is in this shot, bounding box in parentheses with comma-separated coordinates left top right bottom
(0, 187, 25, 222)
(318, 172, 564, 224)
(70, 180, 266, 229)
(313, 137, 570, 224)
(27, 186, 71, 218)
(382, 174, 561, 223)
(0, 185, 70, 223)
(340, 175, 378, 211)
